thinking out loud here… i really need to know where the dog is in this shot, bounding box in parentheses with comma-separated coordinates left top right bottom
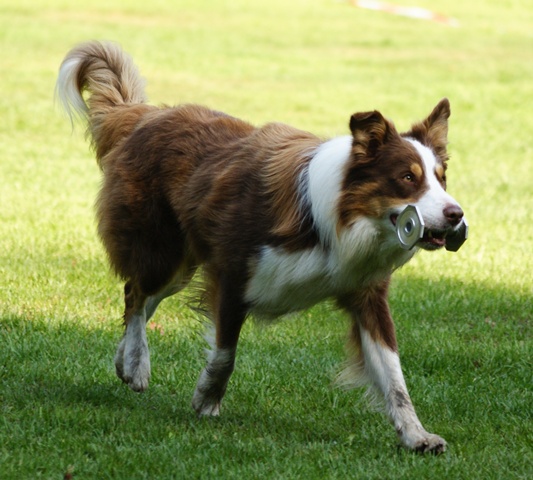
(56, 41, 465, 454)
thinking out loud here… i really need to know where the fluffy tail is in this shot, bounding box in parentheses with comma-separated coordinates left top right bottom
(55, 41, 148, 162)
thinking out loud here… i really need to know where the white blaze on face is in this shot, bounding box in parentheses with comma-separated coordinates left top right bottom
(406, 138, 460, 230)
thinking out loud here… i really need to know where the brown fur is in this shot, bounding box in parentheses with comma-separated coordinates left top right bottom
(57, 42, 456, 453)
(57, 42, 452, 303)
(57, 41, 454, 347)
(338, 114, 433, 226)
(339, 277, 397, 352)
(261, 125, 322, 249)
(404, 98, 450, 166)
(57, 40, 454, 349)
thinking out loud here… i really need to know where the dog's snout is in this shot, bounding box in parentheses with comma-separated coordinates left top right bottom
(443, 204, 464, 226)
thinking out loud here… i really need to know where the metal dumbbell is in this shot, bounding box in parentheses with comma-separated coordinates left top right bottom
(396, 205, 468, 251)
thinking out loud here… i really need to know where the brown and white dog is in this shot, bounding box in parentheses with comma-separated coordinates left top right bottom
(56, 41, 465, 453)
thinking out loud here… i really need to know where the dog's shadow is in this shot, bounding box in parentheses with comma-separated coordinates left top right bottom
(1, 313, 384, 451)
(2, 274, 529, 451)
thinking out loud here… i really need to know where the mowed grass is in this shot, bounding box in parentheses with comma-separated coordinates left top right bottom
(1, 0, 532, 478)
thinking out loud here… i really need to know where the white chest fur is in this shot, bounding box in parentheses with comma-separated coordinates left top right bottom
(245, 220, 414, 317)
(244, 135, 415, 317)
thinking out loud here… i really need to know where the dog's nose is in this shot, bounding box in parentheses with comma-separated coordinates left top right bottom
(443, 204, 464, 226)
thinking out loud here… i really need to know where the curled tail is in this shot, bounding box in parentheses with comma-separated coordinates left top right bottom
(55, 41, 149, 162)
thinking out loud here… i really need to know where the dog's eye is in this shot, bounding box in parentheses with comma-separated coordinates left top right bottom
(403, 173, 415, 182)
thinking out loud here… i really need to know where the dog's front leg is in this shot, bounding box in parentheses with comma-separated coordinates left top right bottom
(339, 280, 447, 454)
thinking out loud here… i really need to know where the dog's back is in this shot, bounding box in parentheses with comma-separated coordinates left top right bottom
(56, 41, 320, 295)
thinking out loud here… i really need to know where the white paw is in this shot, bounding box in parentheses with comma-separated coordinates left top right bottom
(191, 346, 235, 417)
(115, 337, 151, 392)
(192, 389, 221, 417)
(400, 428, 447, 454)
(123, 349, 151, 392)
(114, 337, 126, 381)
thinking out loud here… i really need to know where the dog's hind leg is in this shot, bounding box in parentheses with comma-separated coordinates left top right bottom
(192, 272, 247, 416)
(339, 280, 447, 454)
(115, 261, 197, 392)
(114, 281, 151, 392)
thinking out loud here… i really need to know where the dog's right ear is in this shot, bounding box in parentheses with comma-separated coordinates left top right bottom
(403, 98, 450, 162)
(349, 111, 393, 158)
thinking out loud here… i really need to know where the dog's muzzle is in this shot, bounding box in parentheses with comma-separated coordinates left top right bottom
(393, 205, 468, 251)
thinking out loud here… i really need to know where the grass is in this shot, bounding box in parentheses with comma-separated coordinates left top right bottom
(1, 0, 532, 478)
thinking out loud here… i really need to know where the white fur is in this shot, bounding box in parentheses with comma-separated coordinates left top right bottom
(55, 57, 88, 124)
(117, 309, 151, 392)
(307, 135, 353, 246)
(245, 246, 329, 315)
(192, 345, 236, 416)
(245, 137, 355, 315)
(245, 136, 416, 316)
(405, 139, 461, 230)
(360, 329, 446, 451)
(115, 265, 195, 392)
(360, 329, 409, 405)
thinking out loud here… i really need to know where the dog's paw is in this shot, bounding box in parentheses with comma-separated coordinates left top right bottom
(413, 433, 447, 454)
(401, 430, 447, 454)
(122, 355, 151, 392)
(114, 338, 127, 382)
(125, 370, 151, 392)
(115, 337, 151, 392)
(191, 389, 222, 417)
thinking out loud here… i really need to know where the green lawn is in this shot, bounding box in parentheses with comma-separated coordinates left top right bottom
(1, 0, 532, 478)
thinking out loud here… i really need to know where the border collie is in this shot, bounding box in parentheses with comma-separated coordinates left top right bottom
(56, 41, 465, 454)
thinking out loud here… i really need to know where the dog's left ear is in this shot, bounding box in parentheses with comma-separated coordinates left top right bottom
(405, 98, 451, 160)
(349, 110, 395, 159)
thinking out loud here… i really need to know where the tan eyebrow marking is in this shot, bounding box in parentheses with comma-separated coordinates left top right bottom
(435, 164, 445, 181)
(410, 163, 423, 178)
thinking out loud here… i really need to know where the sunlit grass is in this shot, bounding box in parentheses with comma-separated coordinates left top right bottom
(1, 0, 531, 478)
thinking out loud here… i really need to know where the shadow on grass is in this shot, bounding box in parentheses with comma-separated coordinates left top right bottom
(0, 275, 530, 453)
(0, 313, 195, 421)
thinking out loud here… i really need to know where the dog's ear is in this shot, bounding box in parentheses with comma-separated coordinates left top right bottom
(405, 98, 450, 161)
(349, 110, 394, 158)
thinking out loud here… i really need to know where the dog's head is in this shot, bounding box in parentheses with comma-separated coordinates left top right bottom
(339, 98, 464, 251)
